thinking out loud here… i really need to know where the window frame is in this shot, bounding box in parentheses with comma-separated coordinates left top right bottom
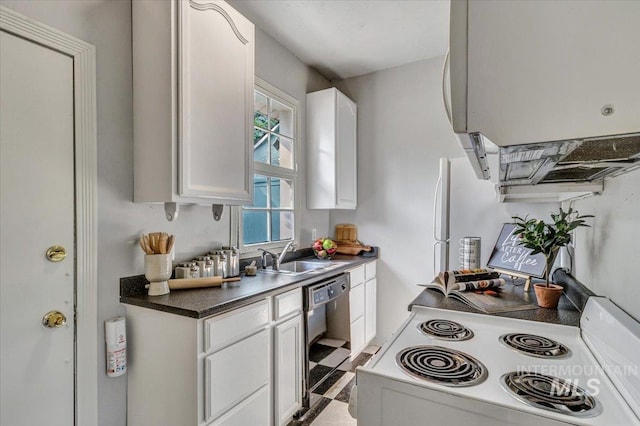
(233, 77, 301, 257)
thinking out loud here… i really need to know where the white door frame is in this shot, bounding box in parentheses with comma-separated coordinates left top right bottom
(0, 7, 98, 426)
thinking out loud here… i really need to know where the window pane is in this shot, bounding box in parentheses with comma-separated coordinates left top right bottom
(252, 175, 268, 208)
(270, 178, 293, 208)
(270, 99, 294, 138)
(271, 210, 294, 242)
(253, 128, 268, 163)
(270, 134, 294, 169)
(254, 92, 269, 130)
(243, 210, 269, 244)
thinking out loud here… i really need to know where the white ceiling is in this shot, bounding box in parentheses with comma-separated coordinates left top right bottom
(228, 0, 450, 81)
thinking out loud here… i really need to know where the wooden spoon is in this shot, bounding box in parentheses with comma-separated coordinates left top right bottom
(159, 234, 168, 254)
(166, 235, 175, 254)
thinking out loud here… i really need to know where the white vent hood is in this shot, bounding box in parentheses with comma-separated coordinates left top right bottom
(448, 0, 640, 198)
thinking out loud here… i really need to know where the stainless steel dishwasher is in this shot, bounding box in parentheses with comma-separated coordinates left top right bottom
(301, 273, 351, 413)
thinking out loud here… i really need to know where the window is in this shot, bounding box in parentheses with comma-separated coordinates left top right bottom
(240, 79, 299, 252)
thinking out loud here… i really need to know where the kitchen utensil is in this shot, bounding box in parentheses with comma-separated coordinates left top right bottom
(244, 260, 257, 276)
(168, 276, 241, 290)
(335, 224, 357, 241)
(139, 232, 174, 255)
(334, 239, 372, 255)
(166, 234, 175, 253)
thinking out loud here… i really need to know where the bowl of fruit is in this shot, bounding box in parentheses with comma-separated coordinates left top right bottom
(312, 238, 338, 260)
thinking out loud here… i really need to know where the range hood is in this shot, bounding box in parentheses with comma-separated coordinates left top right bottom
(449, 0, 640, 199)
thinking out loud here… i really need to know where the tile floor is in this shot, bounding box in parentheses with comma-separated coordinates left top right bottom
(288, 341, 380, 426)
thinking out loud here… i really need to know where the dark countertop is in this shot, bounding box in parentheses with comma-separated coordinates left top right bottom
(120, 254, 375, 319)
(408, 270, 594, 327)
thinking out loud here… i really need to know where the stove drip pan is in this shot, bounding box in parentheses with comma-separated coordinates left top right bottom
(500, 372, 602, 418)
(418, 319, 474, 341)
(395, 345, 487, 387)
(499, 333, 571, 358)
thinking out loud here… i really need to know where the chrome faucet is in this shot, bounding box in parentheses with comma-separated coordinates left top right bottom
(259, 248, 278, 270)
(259, 241, 296, 271)
(278, 241, 297, 266)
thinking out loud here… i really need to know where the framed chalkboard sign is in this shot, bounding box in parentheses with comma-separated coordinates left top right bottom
(487, 223, 547, 279)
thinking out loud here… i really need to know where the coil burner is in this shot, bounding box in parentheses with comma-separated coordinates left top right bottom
(418, 319, 474, 341)
(499, 333, 571, 359)
(500, 372, 602, 417)
(395, 345, 487, 387)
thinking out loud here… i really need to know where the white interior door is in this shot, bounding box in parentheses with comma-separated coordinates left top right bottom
(1, 29, 75, 425)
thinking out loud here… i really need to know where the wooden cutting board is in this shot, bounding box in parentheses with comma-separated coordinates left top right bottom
(335, 239, 372, 255)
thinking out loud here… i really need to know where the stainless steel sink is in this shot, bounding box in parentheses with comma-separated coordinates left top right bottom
(258, 260, 346, 276)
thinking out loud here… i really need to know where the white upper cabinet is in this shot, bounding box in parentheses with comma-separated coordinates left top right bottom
(306, 88, 357, 209)
(133, 0, 254, 218)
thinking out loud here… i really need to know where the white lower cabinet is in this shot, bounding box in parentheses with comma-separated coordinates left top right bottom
(274, 314, 303, 426)
(348, 260, 377, 360)
(210, 385, 270, 426)
(126, 287, 303, 426)
(349, 280, 366, 359)
(204, 329, 270, 422)
(365, 277, 377, 344)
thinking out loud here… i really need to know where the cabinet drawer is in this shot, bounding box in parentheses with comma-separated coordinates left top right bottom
(274, 288, 302, 321)
(205, 329, 270, 423)
(204, 299, 269, 353)
(349, 265, 365, 289)
(209, 385, 270, 426)
(350, 283, 365, 323)
(365, 261, 376, 280)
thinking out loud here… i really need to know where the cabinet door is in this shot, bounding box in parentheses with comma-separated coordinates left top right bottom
(349, 281, 366, 359)
(178, 0, 253, 202)
(335, 91, 357, 208)
(204, 329, 269, 423)
(349, 282, 365, 324)
(274, 315, 303, 426)
(365, 277, 377, 344)
(210, 385, 270, 426)
(350, 315, 365, 361)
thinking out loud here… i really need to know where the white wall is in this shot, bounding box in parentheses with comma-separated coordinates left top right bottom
(0, 2, 330, 425)
(571, 168, 640, 322)
(331, 57, 463, 342)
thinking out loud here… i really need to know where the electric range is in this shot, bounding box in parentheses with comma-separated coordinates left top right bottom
(356, 297, 640, 425)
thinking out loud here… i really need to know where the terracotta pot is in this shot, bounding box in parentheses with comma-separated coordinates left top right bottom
(534, 283, 563, 309)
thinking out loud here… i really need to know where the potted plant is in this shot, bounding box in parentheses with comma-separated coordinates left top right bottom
(512, 207, 593, 308)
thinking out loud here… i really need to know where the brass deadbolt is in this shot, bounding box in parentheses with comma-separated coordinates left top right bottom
(42, 310, 67, 328)
(46, 246, 66, 262)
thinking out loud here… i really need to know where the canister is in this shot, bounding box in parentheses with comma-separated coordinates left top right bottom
(175, 262, 199, 279)
(195, 256, 214, 277)
(221, 246, 240, 277)
(209, 251, 227, 278)
(458, 237, 481, 269)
